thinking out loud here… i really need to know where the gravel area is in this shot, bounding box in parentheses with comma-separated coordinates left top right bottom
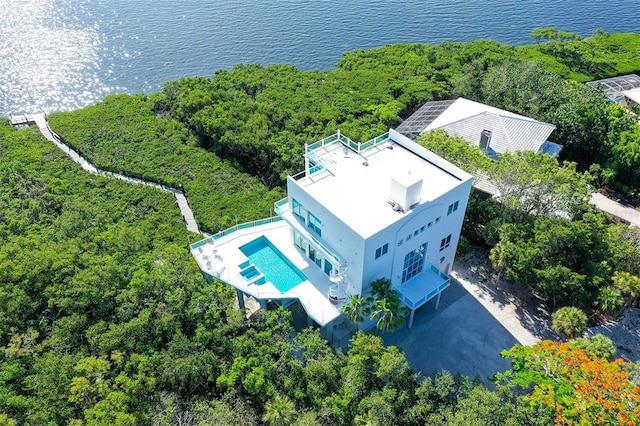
(586, 308, 640, 362)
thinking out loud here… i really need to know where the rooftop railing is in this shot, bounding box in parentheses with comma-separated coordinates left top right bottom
(293, 131, 392, 181)
(190, 216, 283, 250)
(307, 131, 390, 155)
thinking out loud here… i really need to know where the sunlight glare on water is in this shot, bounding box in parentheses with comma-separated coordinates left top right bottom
(0, 0, 121, 115)
(1, 0, 638, 116)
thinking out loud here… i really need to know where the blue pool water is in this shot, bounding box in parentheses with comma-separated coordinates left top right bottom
(239, 264, 264, 284)
(239, 236, 307, 292)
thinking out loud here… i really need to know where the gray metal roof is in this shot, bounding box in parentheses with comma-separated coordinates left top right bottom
(437, 111, 555, 154)
(397, 98, 557, 154)
(586, 74, 640, 103)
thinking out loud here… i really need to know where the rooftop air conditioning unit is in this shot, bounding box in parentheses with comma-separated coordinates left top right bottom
(389, 171, 422, 212)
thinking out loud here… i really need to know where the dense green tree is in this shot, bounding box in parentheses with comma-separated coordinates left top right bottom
(571, 334, 617, 361)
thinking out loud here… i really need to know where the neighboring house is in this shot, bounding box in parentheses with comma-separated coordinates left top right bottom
(622, 87, 640, 109)
(190, 129, 473, 345)
(396, 97, 560, 195)
(586, 73, 640, 104)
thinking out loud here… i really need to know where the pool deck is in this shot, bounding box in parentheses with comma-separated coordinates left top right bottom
(191, 221, 342, 326)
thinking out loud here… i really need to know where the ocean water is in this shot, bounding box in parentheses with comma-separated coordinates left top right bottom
(1, 0, 639, 116)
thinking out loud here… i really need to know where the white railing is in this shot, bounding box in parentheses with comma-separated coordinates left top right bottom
(190, 216, 283, 250)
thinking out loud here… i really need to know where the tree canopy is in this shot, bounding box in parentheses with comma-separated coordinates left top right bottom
(2, 30, 640, 424)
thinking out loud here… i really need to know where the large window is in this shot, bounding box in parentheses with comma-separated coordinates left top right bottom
(402, 243, 426, 283)
(292, 198, 306, 222)
(308, 212, 322, 236)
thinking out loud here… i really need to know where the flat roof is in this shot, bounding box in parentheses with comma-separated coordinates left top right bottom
(294, 131, 471, 238)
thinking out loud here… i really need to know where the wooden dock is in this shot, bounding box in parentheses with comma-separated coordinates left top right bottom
(9, 114, 37, 126)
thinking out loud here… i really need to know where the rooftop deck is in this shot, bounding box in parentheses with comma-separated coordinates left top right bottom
(292, 130, 466, 238)
(191, 220, 342, 326)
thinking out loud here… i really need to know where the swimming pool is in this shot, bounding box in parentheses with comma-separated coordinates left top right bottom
(239, 236, 307, 292)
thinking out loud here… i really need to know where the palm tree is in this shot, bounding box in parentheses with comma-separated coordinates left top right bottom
(263, 395, 297, 426)
(342, 295, 370, 324)
(552, 306, 588, 340)
(597, 286, 624, 318)
(370, 278, 393, 299)
(613, 271, 640, 308)
(370, 297, 407, 334)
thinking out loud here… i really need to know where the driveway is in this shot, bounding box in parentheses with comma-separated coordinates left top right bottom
(590, 193, 640, 227)
(384, 280, 518, 385)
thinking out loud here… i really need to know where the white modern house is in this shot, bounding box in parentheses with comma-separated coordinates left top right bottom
(622, 87, 640, 109)
(190, 129, 473, 345)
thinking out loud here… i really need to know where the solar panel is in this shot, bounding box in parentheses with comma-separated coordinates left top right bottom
(396, 99, 455, 139)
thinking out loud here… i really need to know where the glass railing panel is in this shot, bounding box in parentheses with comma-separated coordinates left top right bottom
(309, 164, 324, 175)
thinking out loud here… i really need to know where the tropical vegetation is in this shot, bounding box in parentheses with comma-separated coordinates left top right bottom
(1, 29, 640, 424)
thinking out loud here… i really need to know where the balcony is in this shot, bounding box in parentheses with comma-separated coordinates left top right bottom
(394, 263, 450, 328)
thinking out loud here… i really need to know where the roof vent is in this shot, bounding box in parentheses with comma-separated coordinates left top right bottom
(479, 129, 492, 151)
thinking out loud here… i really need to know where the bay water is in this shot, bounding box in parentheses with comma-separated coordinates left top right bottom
(1, 0, 639, 116)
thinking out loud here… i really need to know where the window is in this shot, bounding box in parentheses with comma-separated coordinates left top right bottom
(308, 212, 322, 236)
(397, 239, 403, 247)
(440, 256, 446, 263)
(292, 199, 306, 222)
(427, 221, 433, 228)
(406, 234, 411, 242)
(420, 226, 426, 233)
(435, 216, 441, 224)
(293, 231, 306, 252)
(413, 230, 419, 237)
(440, 234, 452, 251)
(375, 243, 389, 259)
(447, 200, 459, 215)
(402, 243, 426, 283)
